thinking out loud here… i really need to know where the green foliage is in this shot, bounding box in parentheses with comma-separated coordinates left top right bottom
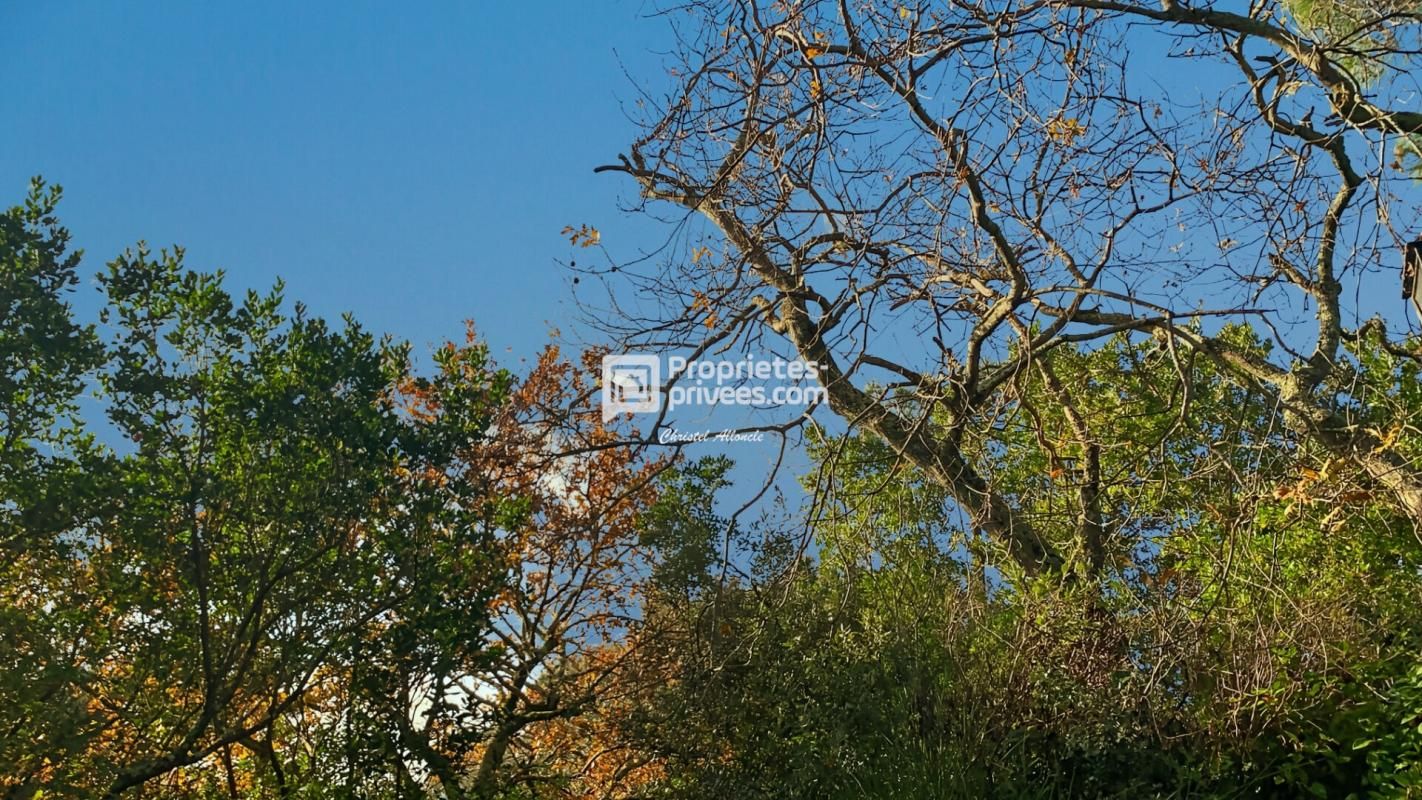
(1256, 655, 1422, 798)
(1283, 0, 1422, 83)
(1397, 134, 1422, 180)
(1, 180, 108, 796)
(626, 330, 1422, 799)
(639, 456, 733, 598)
(0, 178, 100, 438)
(0, 177, 104, 539)
(0, 184, 513, 798)
(7, 179, 1422, 798)
(631, 557, 1236, 798)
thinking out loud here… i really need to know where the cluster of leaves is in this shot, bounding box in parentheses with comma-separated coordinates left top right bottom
(559, 331, 1422, 800)
(0, 178, 512, 797)
(0, 182, 667, 799)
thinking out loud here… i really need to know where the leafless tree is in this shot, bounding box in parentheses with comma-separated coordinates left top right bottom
(592, 0, 1422, 577)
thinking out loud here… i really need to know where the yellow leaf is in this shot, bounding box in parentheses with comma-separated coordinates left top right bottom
(1321, 505, 1344, 531)
(899, 5, 911, 19)
(805, 46, 824, 59)
(561, 224, 601, 248)
(1046, 116, 1087, 146)
(1369, 424, 1402, 453)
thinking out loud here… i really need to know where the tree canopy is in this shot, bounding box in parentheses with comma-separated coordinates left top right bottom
(6, 1, 1422, 797)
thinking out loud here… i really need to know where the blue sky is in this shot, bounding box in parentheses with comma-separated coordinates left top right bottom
(1, 1, 668, 361)
(7, 3, 1413, 365)
(0, 2, 829, 516)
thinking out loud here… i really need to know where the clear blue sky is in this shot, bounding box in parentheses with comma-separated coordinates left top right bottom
(1, 1, 668, 360)
(7, 3, 1413, 356)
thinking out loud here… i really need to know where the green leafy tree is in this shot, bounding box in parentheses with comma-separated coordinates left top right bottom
(0, 186, 512, 799)
(1, 179, 106, 799)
